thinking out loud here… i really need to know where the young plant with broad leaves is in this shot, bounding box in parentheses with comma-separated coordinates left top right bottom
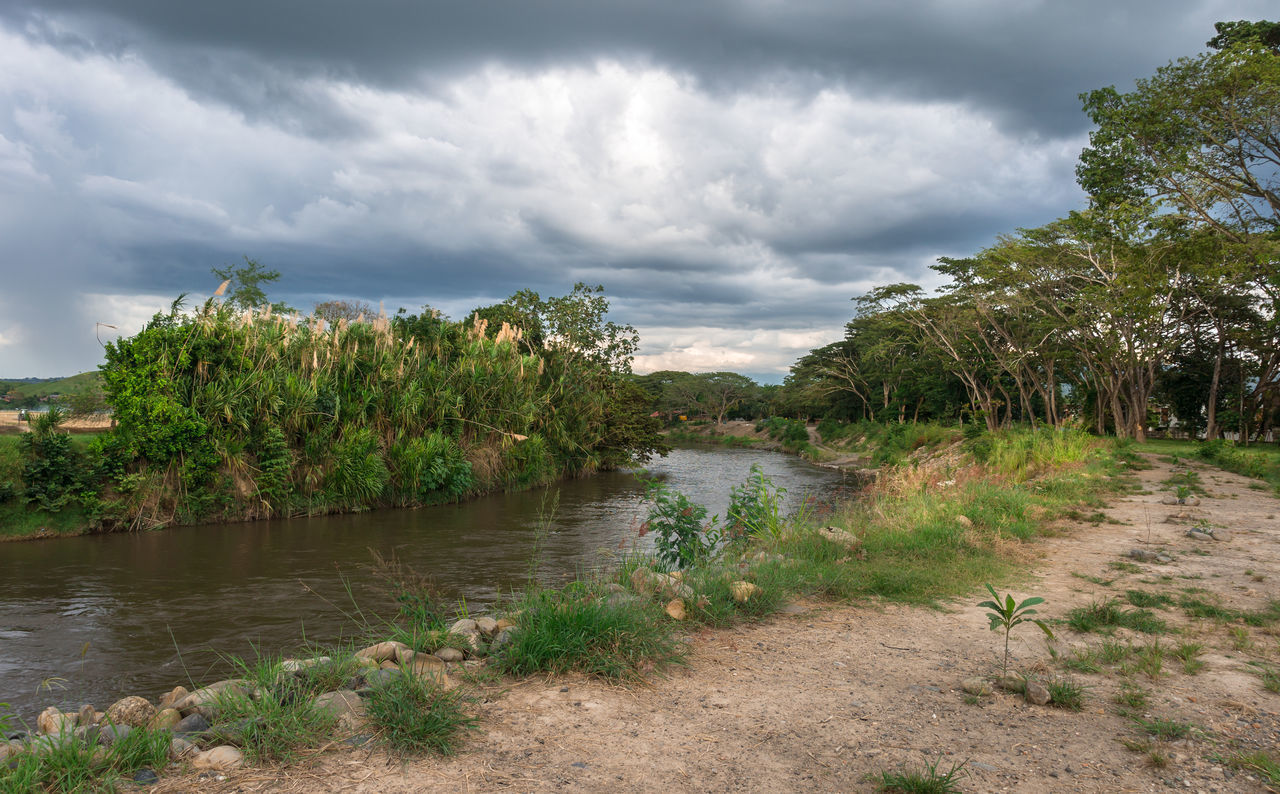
(979, 583, 1055, 678)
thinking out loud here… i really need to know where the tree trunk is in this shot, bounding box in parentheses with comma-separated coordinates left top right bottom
(1205, 332, 1224, 440)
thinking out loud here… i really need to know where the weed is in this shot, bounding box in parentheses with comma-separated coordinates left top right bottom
(365, 671, 476, 755)
(979, 584, 1054, 678)
(1099, 638, 1131, 664)
(1115, 682, 1148, 711)
(1132, 716, 1196, 741)
(1225, 751, 1280, 786)
(1230, 627, 1253, 652)
(1125, 589, 1172, 609)
(876, 756, 967, 793)
(1071, 572, 1115, 586)
(495, 586, 684, 680)
(1172, 642, 1205, 675)
(1066, 599, 1166, 634)
(1135, 641, 1164, 679)
(1258, 665, 1279, 694)
(207, 654, 339, 764)
(1063, 646, 1102, 673)
(1108, 561, 1143, 574)
(726, 465, 787, 541)
(1046, 677, 1087, 710)
(641, 480, 719, 570)
(1146, 746, 1169, 767)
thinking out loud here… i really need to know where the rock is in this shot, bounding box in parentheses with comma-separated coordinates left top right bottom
(605, 591, 642, 610)
(730, 581, 760, 603)
(149, 708, 182, 731)
(379, 660, 399, 670)
(449, 618, 478, 636)
(1024, 681, 1051, 706)
(496, 617, 517, 631)
(361, 668, 400, 689)
(106, 695, 156, 729)
(281, 656, 331, 672)
(37, 707, 75, 736)
(1186, 529, 1213, 541)
(173, 713, 210, 736)
(0, 740, 24, 762)
(76, 704, 97, 727)
(170, 737, 198, 760)
(1186, 496, 1201, 506)
(1209, 528, 1231, 542)
(408, 654, 447, 682)
(1160, 495, 1179, 505)
(354, 641, 410, 664)
(961, 677, 991, 696)
(665, 598, 687, 620)
(192, 745, 244, 771)
(1155, 553, 1173, 563)
(474, 617, 499, 636)
(490, 627, 516, 650)
(997, 676, 1025, 694)
(1128, 549, 1158, 562)
(98, 724, 132, 746)
(817, 526, 861, 550)
(955, 515, 974, 528)
(394, 645, 418, 665)
(172, 679, 250, 716)
(133, 769, 159, 785)
(158, 686, 190, 711)
(435, 647, 465, 663)
(313, 690, 367, 733)
(629, 568, 692, 599)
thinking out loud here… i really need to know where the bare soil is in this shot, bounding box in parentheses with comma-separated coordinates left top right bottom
(156, 454, 1280, 793)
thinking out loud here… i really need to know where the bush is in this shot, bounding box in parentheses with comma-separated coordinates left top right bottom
(641, 480, 719, 569)
(726, 465, 787, 541)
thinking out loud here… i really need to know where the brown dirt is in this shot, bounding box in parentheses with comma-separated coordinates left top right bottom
(155, 455, 1280, 793)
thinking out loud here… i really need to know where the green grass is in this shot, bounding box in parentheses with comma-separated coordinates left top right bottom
(1125, 589, 1173, 609)
(1132, 716, 1197, 741)
(1046, 677, 1087, 710)
(207, 654, 340, 764)
(1172, 641, 1205, 675)
(876, 757, 967, 793)
(1065, 599, 1168, 635)
(365, 670, 476, 755)
(0, 725, 171, 792)
(1225, 751, 1280, 786)
(1107, 561, 1143, 574)
(494, 585, 685, 680)
(1115, 682, 1148, 711)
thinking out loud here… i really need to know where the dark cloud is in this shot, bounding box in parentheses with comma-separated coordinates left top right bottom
(4, 0, 1271, 137)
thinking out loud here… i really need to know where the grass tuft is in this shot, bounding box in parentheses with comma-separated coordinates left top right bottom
(876, 756, 967, 793)
(365, 671, 477, 756)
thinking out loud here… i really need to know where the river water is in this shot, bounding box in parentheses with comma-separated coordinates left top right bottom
(0, 445, 850, 722)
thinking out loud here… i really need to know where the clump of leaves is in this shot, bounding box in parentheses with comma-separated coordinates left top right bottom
(641, 480, 719, 570)
(979, 584, 1054, 678)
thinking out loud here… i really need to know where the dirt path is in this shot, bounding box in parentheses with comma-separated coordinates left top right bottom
(160, 455, 1280, 793)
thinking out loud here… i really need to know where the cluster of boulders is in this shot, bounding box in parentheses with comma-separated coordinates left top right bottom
(961, 675, 1053, 706)
(3, 616, 519, 778)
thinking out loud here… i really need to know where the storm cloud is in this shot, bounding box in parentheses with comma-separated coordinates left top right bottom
(0, 1, 1272, 380)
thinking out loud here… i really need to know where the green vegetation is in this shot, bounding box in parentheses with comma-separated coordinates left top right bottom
(1225, 751, 1280, 787)
(365, 672, 476, 756)
(1065, 599, 1168, 635)
(1045, 676, 1087, 711)
(208, 656, 340, 764)
(0, 725, 171, 792)
(876, 757, 967, 793)
(978, 584, 1054, 678)
(3, 283, 667, 537)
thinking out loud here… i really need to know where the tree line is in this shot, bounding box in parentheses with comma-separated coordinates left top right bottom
(776, 20, 1280, 443)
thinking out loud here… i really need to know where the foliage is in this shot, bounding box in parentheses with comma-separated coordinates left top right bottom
(641, 480, 719, 569)
(208, 655, 339, 764)
(978, 584, 1054, 677)
(1065, 599, 1168, 634)
(726, 464, 787, 541)
(365, 672, 476, 756)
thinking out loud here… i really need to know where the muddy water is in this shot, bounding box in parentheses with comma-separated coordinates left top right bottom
(0, 445, 850, 722)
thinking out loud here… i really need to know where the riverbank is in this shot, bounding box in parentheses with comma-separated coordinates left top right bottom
(17, 430, 1269, 788)
(142, 441, 1276, 792)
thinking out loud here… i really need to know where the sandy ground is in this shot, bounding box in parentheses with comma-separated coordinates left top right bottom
(0, 410, 112, 433)
(155, 454, 1280, 793)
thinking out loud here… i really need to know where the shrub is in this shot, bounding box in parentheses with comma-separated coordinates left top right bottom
(726, 465, 787, 541)
(641, 481, 719, 569)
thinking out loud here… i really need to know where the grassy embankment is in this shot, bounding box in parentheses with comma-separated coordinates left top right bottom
(1, 426, 1140, 791)
(1137, 437, 1280, 495)
(0, 433, 104, 539)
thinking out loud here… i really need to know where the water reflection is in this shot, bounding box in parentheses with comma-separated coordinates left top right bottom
(0, 445, 847, 721)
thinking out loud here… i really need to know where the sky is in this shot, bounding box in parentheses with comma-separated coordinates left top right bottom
(0, 1, 1272, 382)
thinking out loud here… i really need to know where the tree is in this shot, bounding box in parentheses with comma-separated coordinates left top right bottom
(695, 372, 758, 425)
(1078, 27, 1280, 241)
(314, 299, 375, 327)
(211, 257, 292, 313)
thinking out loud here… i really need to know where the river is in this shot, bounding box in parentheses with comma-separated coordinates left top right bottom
(0, 444, 851, 723)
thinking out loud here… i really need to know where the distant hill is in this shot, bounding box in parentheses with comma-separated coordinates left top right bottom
(0, 371, 104, 407)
